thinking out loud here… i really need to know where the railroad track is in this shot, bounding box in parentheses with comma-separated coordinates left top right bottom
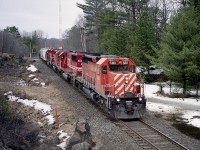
(115, 119, 188, 150)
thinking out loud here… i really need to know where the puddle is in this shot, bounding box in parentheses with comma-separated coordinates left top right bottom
(152, 112, 200, 140)
(173, 122, 200, 140)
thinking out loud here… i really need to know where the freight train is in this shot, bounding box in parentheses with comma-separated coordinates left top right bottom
(40, 48, 146, 119)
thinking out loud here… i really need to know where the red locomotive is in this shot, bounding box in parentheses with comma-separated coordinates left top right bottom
(40, 49, 146, 119)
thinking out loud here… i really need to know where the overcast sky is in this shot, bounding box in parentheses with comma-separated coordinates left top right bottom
(0, 0, 84, 38)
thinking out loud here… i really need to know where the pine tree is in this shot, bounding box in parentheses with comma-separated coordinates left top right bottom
(77, 0, 107, 34)
(4, 26, 21, 38)
(100, 25, 131, 57)
(132, 10, 157, 67)
(153, 7, 200, 95)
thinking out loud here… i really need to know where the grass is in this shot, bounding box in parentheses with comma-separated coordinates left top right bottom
(0, 93, 12, 121)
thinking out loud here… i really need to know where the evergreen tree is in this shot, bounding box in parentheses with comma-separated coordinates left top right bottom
(131, 10, 157, 67)
(4, 26, 21, 38)
(100, 25, 131, 57)
(153, 7, 200, 95)
(77, 0, 107, 34)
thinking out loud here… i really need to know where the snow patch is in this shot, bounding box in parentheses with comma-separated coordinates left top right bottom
(40, 82, 46, 88)
(15, 79, 27, 87)
(27, 64, 38, 72)
(57, 130, 70, 150)
(4, 91, 55, 125)
(28, 74, 35, 78)
(147, 102, 182, 114)
(181, 111, 200, 128)
(31, 78, 39, 81)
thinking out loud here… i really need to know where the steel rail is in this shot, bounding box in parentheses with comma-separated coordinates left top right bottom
(116, 120, 189, 150)
(139, 119, 189, 150)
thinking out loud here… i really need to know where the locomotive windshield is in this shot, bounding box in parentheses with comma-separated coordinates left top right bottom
(109, 65, 128, 72)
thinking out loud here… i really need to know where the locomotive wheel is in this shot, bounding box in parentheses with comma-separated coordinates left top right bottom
(78, 83, 83, 90)
(67, 77, 71, 83)
(75, 80, 79, 88)
(100, 98, 106, 106)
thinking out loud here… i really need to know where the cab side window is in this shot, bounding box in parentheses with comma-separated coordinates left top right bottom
(97, 66, 100, 75)
(102, 65, 107, 74)
(130, 65, 135, 73)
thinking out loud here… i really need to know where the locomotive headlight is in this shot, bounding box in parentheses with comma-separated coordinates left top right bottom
(139, 97, 142, 101)
(116, 98, 120, 102)
(125, 76, 129, 84)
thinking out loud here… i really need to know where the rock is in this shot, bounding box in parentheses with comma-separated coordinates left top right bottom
(71, 142, 92, 150)
(66, 118, 93, 150)
(15, 122, 41, 147)
(76, 118, 89, 133)
(67, 132, 81, 147)
(2, 53, 11, 61)
(46, 135, 60, 145)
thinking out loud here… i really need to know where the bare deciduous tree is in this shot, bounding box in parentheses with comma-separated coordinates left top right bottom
(0, 30, 29, 57)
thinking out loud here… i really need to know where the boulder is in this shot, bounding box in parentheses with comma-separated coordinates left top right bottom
(71, 142, 92, 150)
(2, 53, 11, 61)
(66, 118, 94, 150)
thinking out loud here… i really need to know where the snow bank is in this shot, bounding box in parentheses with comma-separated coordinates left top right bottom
(145, 83, 200, 129)
(145, 84, 200, 107)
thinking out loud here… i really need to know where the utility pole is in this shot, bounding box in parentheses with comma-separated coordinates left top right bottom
(45, 34, 48, 48)
(30, 42, 32, 58)
(1, 31, 4, 53)
(80, 27, 86, 52)
(59, 0, 63, 49)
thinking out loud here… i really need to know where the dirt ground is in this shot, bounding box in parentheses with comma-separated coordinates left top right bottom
(0, 57, 78, 149)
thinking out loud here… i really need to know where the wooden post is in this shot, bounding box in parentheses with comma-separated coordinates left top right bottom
(55, 108, 59, 128)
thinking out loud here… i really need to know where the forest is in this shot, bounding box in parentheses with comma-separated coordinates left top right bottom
(0, 0, 200, 96)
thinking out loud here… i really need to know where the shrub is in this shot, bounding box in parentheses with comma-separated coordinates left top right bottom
(0, 94, 11, 121)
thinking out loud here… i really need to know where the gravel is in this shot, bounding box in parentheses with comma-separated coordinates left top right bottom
(34, 58, 200, 150)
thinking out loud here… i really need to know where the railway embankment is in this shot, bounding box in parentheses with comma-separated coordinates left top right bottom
(0, 54, 62, 149)
(0, 54, 99, 150)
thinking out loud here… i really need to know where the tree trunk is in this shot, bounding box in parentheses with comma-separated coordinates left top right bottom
(182, 74, 187, 95)
(196, 83, 199, 97)
(131, 2, 136, 24)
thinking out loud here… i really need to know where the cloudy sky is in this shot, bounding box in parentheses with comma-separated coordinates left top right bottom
(0, 0, 84, 38)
